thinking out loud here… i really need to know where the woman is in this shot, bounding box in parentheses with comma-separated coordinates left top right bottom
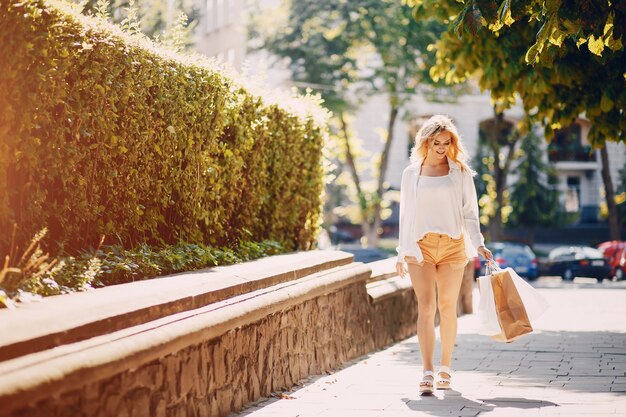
(396, 114, 493, 394)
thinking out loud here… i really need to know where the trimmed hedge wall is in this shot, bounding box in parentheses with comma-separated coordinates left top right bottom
(0, 0, 327, 255)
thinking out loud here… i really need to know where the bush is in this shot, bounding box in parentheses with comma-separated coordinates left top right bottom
(0, 0, 328, 256)
(0, 226, 284, 308)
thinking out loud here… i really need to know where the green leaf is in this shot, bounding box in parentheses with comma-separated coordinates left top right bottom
(496, 0, 514, 27)
(588, 34, 605, 56)
(452, 2, 472, 38)
(525, 17, 552, 63)
(548, 27, 565, 47)
(606, 35, 623, 52)
(600, 93, 614, 113)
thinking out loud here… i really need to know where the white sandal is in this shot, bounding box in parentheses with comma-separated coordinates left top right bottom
(436, 365, 452, 390)
(419, 370, 435, 394)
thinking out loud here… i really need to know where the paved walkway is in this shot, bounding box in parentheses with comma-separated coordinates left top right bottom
(231, 277, 626, 417)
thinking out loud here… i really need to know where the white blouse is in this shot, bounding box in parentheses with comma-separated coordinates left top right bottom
(396, 157, 485, 264)
(415, 175, 462, 240)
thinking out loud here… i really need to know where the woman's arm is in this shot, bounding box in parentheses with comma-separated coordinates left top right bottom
(396, 167, 421, 269)
(461, 170, 486, 251)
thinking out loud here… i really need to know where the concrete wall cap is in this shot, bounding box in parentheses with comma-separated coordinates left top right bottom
(0, 250, 354, 361)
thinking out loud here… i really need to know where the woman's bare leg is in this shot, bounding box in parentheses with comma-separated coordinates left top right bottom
(435, 262, 466, 368)
(408, 261, 438, 371)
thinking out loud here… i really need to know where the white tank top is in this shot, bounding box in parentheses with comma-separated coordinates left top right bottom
(415, 174, 462, 240)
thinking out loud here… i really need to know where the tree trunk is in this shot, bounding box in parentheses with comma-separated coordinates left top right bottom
(486, 110, 504, 241)
(338, 114, 370, 242)
(485, 109, 520, 241)
(600, 145, 621, 240)
(491, 163, 505, 241)
(367, 104, 399, 248)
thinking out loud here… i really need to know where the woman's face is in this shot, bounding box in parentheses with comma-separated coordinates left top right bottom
(429, 131, 452, 160)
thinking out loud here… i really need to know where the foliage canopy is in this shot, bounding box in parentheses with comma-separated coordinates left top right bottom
(408, 0, 625, 145)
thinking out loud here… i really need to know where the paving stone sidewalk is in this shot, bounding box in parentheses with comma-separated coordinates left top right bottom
(231, 278, 626, 417)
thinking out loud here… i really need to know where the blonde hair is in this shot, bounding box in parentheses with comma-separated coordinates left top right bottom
(410, 114, 474, 173)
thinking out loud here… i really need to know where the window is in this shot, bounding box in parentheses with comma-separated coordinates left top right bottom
(207, 0, 233, 32)
(228, 0, 237, 24)
(216, 0, 224, 29)
(549, 247, 572, 260)
(565, 176, 580, 213)
(548, 123, 594, 162)
(205, 0, 214, 33)
(478, 118, 515, 146)
(554, 124, 582, 148)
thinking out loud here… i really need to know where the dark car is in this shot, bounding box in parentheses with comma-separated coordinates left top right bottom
(328, 225, 357, 244)
(545, 246, 612, 281)
(479, 242, 539, 280)
(597, 241, 626, 280)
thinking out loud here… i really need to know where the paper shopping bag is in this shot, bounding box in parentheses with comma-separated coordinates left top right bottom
(476, 275, 502, 335)
(490, 269, 533, 343)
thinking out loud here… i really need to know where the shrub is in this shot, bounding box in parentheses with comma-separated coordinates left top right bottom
(0, 228, 284, 308)
(0, 0, 328, 256)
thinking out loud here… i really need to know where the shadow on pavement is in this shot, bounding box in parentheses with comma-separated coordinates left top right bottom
(401, 392, 558, 416)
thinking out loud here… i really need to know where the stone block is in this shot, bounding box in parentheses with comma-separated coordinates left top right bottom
(164, 354, 183, 401)
(102, 393, 123, 417)
(249, 366, 261, 400)
(213, 343, 228, 388)
(127, 388, 151, 417)
(180, 357, 196, 398)
(216, 387, 233, 417)
(208, 393, 219, 416)
(150, 396, 166, 417)
(135, 363, 165, 389)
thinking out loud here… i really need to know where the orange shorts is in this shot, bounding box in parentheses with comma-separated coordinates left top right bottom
(407, 233, 469, 266)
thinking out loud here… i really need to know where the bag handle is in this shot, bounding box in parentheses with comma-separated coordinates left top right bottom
(485, 259, 503, 275)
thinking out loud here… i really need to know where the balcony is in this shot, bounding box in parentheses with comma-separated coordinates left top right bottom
(548, 144, 596, 162)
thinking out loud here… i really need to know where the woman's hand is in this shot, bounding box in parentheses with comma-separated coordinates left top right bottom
(396, 261, 407, 278)
(478, 246, 493, 261)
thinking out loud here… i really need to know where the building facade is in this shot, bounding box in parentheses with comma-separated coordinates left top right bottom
(194, 0, 246, 68)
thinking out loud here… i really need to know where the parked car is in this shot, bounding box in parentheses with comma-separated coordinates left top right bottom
(545, 246, 612, 281)
(597, 241, 626, 280)
(478, 242, 539, 280)
(328, 225, 357, 244)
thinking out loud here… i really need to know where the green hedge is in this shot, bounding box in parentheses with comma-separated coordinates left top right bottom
(0, 0, 327, 255)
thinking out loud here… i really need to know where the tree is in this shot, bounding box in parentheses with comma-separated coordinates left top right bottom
(68, 0, 198, 49)
(509, 129, 560, 244)
(616, 149, 626, 235)
(408, 0, 625, 239)
(254, 0, 444, 246)
(477, 110, 522, 240)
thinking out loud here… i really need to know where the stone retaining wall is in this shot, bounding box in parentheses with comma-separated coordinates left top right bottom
(9, 278, 377, 417)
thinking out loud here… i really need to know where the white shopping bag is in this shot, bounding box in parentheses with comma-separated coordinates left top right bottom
(476, 273, 501, 335)
(476, 262, 549, 337)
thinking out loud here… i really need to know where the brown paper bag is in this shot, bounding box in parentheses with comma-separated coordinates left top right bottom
(490, 270, 533, 342)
